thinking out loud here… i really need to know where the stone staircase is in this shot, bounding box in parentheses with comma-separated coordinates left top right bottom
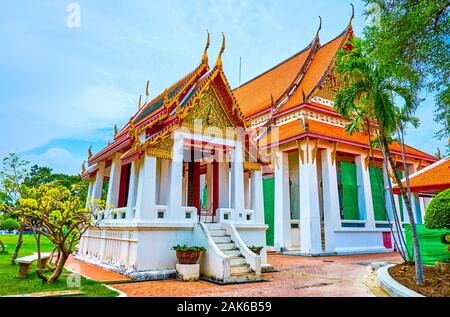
(205, 223, 261, 283)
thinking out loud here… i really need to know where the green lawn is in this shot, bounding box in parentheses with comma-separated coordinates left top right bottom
(0, 234, 119, 297)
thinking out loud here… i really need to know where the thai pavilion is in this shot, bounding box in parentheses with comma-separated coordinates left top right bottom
(79, 15, 437, 282)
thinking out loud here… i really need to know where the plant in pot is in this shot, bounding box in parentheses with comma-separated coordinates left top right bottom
(172, 245, 206, 264)
(248, 246, 263, 255)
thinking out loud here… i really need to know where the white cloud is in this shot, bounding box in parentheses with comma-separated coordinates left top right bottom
(23, 147, 82, 175)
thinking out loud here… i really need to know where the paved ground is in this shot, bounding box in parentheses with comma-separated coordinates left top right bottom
(65, 255, 130, 283)
(108, 252, 402, 297)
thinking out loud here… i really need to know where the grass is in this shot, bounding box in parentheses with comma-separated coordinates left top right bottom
(0, 234, 119, 297)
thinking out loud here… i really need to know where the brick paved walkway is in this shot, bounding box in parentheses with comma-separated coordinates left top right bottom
(110, 252, 402, 297)
(65, 255, 130, 283)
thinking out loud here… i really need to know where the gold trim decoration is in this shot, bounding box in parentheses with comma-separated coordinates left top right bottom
(201, 30, 210, 65)
(417, 159, 423, 171)
(114, 124, 118, 137)
(306, 137, 310, 164)
(243, 161, 262, 171)
(331, 142, 338, 166)
(311, 139, 320, 164)
(364, 148, 372, 171)
(88, 146, 93, 159)
(296, 140, 304, 164)
(138, 95, 142, 110)
(215, 32, 225, 69)
(81, 161, 86, 174)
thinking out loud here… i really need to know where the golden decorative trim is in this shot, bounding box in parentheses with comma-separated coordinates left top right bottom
(243, 161, 262, 171)
(114, 124, 118, 137)
(331, 142, 337, 166)
(296, 140, 304, 164)
(201, 30, 210, 65)
(306, 137, 310, 164)
(88, 146, 93, 159)
(81, 161, 86, 174)
(311, 139, 320, 164)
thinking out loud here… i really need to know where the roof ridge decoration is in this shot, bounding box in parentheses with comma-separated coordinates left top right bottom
(202, 30, 210, 65)
(302, 4, 355, 104)
(215, 32, 226, 69)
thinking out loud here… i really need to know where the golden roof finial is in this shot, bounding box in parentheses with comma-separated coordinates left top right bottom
(145, 80, 150, 97)
(82, 161, 86, 174)
(114, 124, 118, 137)
(315, 16, 322, 38)
(138, 95, 142, 110)
(216, 32, 226, 69)
(88, 146, 93, 159)
(201, 30, 210, 65)
(349, 3, 355, 26)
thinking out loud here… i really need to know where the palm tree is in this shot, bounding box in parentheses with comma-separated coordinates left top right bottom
(334, 38, 425, 285)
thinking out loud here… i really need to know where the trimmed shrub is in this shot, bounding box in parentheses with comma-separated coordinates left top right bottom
(0, 218, 20, 231)
(425, 188, 450, 229)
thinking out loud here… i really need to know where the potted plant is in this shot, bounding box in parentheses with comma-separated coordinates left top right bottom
(248, 245, 263, 255)
(172, 245, 206, 264)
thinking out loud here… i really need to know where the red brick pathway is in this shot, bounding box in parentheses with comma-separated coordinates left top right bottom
(65, 255, 130, 283)
(111, 252, 402, 297)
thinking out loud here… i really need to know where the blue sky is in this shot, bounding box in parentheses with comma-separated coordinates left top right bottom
(0, 0, 445, 175)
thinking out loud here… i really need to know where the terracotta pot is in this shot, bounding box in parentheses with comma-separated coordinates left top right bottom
(176, 250, 201, 264)
(250, 248, 261, 255)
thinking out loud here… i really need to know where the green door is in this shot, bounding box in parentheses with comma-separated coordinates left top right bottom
(340, 161, 360, 220)
(369, 167, 387, 221)
(263, 177, 275, 246)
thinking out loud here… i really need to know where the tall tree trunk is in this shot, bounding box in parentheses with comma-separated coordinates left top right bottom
(382, 137, 425, 285)
(11, 226, 23, 265)
(47, 251, 69, 283)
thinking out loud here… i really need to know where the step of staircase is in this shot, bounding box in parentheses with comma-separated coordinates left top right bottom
(212, 236, 232, 244)
(209, 229, 227, 237)
(227, 272, 261, 283)
(231, 264, 251, 274)
(205, 223, 223, 230)
(222, 249, 241, 257)
(216, 243, 235, 251)
(230, 257, 246, 266)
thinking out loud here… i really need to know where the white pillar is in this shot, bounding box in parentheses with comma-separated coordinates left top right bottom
(106, 153, 122, 218)
(244, 171, 250, 209)
(218, 162, 230, 208)
(158, 159, 170, 205)
(135, 154, 157, 221)
(126, 160, 139, 219)
(408, 164, 422, 224)
(299, 142, 322, 254)
(91, 162, 105, 200)
(321, 148, 340, 253)
(355, 155, 376, 229)
(206, 163, 213, 211)
(251, 169, 265, 224)
(86, 178, 94, 207)
(168, 133, 184, 220)
(231, 143, 245, 222)
(274, 151, 291, 249)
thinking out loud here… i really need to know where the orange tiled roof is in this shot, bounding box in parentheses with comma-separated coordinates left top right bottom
(233, 46, 311, 118)
(393, 158, 450, 193)
(259, 119, 437, 162)
(278, 33, 346, 113)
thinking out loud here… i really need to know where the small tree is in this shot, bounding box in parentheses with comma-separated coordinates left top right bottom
(0, 153, 30, 264)
(0, 218, 20, 231)
(17, 183, 107, 283)
(424, 188, 450, 229)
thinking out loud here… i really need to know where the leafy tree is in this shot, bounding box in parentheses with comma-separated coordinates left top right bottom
(0, 153, 29, 264)
(424, 188, 450, 229)
(0, 218, 20, 231)
(17, 183, 107, 283)
(363, 0, 450, 139)
(334, 37, 425, 285)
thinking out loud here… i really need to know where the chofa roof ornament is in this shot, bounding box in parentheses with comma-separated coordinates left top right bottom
(201, 30, 210, 65)
(215, 32, 226, 69)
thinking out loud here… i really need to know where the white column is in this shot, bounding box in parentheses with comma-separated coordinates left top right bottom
(355, 155, 375, 229)
(408, 164, 422, 224)
(158, 159, 170, 205)
(218, 162, 230, 208)
(299, 142, 322, 254)
(126, 160, 139, 219)
(321, 148, 340, 253)
(135, 154, 157, 221)
(231, 143, 245, 222)
(86, 178, 94, 207)
(274, 151, 291, 249)
(91, 162, 105, 200)
(206, 163, 213, 211)
(243, 171, 250, 209)
(251, 169, 265, 224)
(106, 153, 122, 218)
(168, 133, 184, 220)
